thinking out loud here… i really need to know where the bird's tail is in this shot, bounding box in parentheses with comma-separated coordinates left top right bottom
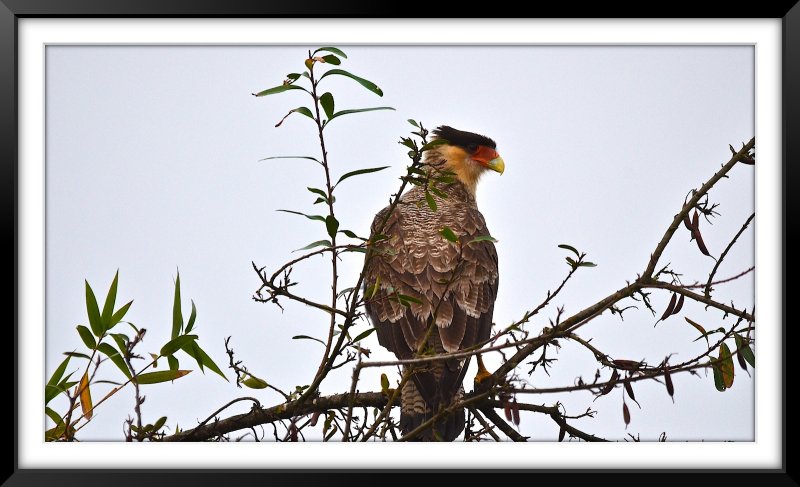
(399, 368, 465, 441)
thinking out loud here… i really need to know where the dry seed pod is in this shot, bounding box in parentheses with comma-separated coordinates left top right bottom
(664, 364, 675, 401)
(512, 400, 521, 426)
(504, 400, 512, 422)
(624, 380, 640, 408)
(598, 369, 620, 397)
(623, 402, 631, 429)
(672, 293, 685, 315)
(660, 293, 677, 321)
(558, 426, 566, 442)
(693, 228, 711, 256)
(683, 213, 693, 232)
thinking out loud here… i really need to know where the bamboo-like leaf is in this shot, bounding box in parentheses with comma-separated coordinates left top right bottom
(97, 342, 133, 380)
(101, 270, 119, 329)
(85, 280, 103, 336)
(168, 355, 179, 371)
(397, 294, 423, 305)
(558, 244, 580, 256)
(76, 325, 96, 349)
(659, 293, 678, 322)
(719, 343, 735, 389)
(425, 191, 437, 212)
(47, 356, 71, 388)
(578, 261, 597, 267)
(335, 166, 390, 186)
(328, 106, 395, 122)
(160, 335, 198, 357)
(78, 372, 93, 419)
(185, 300, 197, 333)
(293, 239, 332, 252)
(292, 335, 326, 346)
(318, 69, 384, 96)
(313, 46, 348, 59)
(277, 209, 327, 222)
(352, 327, 376, 343)
(407, 119, 419, 127)
(439, 226, 458, 243)
(259, 155, 321, 164)
(275, 107, 314, 127)
(672, 293, 685, 315)
(109, 300, 133, 328)
(684, 317, 710, 346)
(253, 84, 306, 97)
(180, 342, 227, 380)
(468, 235, 498, 245)
(45, 407, 63, 427)
(63, 351, 92, 360)
(134, 370, 192, 385)
(172, 273, 183, 339)
(110, 333, 128, 355)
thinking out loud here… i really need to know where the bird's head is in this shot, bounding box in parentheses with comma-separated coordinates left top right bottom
(425, 125, 505, 194)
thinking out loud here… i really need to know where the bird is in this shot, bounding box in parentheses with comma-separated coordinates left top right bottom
(364, 125, 503, 441)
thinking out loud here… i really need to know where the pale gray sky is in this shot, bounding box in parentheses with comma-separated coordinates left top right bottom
(45, 45, 754, 442)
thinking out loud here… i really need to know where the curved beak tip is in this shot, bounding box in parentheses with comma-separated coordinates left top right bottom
(487, 156, 505, 175)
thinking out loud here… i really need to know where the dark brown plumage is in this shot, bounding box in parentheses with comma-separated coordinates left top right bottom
(364, 126, 503, 441)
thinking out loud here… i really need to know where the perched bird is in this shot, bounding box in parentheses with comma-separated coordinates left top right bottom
(364, 126, 503, 441)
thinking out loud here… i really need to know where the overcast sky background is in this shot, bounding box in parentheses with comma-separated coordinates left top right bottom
(45, 45, 754, 442)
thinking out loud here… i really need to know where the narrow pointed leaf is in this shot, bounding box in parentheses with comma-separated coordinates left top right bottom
(659, 293, 677, 322)
(293, 239, 332, 252)
(109, 300, 133, 328)
(685, 317, 710, 346)
(352, 327, 376, 343)
(110, 333, 128, 355)
(45, 407, 64, 427)
(134, 370, 192, 385)
(313, 46, 348, 59)
(160, 335, 198, 357)
(558, 244, 580, 257)
(172, 273, 183, 339)
(318, 69, 384, 96)
(624, 380, 640, 408)
(78, 372, 93, 419)
(292, 335, 326, 346)
(168, 355, 179, 371)
(47, 356, 71, 387)
(719, 343, 735, 389)
(664, 364, 675, 401)
(425, 191, 437, 212)
(328, 106, 395, 122)
(259, 155, 321, 164)
(85, 281, 103, 336)
(468, 235, 498, 245)
(97, 343, 132, 380)
(275, 107, 314, 127)
(420, 139, 449, 151)
(253, 84, 306, 97)
(101, 271, 119, 328)
(185, 300, 197, 333)
(180, 342, 227, 380)
(672, 293, 685, 315)
(76, 325, 96, 349)
(277, 209, 327, 222)
(335, 166, 390, 186)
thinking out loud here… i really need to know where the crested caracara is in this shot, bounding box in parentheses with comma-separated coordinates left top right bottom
(365, 125, 503, 441)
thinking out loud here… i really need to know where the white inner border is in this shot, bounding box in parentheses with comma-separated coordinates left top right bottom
(19, 18, 782, 470)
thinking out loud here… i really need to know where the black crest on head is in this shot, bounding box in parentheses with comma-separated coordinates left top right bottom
(432, 126, 496, 150)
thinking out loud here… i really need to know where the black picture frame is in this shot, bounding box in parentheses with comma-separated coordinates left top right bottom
(3, 2, 795, 485)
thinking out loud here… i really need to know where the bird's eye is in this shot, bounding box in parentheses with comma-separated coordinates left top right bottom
(467, 144, 478, 153)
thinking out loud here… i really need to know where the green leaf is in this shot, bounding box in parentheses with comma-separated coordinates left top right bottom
(277, 209, 327, 222)
(45, 384, 66, 405)
(185, 300, 197, 333)
(110, 333, 128, 355)
(321, 54, 341, 65)
(97, 342, 133, 380)
(380, 373, 390, 392)
(63, 351, 92, 360)
(320, 92, 335, 119)
(186, 341, 204, 373)
(420, 139, 449, 151)
(241, 374, 269, 389)
(274, 107, 314, 127)
(328, 106, 395, 122)
(134, 370, 192, 385)
(286, 73, 301, 81)
(558, 244, 580, 257)
(307, 187, 328, 200)
(429, 186, 449, 199)
(160, 335, 199, 357)
(293, 239, 332, 252)
(47, 356, 71, 388)
(684, 317, 710, 346)
(397, 294, 423, 305)
(407, 119, 419, 127)
(712, 359, 725, 391)
(352, 327, 376, 343)
(313, 46, 348, 59)
(253, 84, 306, 97)
(737, 335, 755, 368)
(319, 69, 384, 96)
(439, 226, 459, 243)
(425, 191, 437, 212)
(325, 215, 340, 239)
(168, 355, 179, 371)
(468, 235, 498, 245)
(45, 407, 63, 427)
(578, 261, 597, 267)
(172, 273, 183, 339)
(339, 229, 361, 239)
(719, 343, 735, 389)
(292, 335, 326, 346)
(259, 155, 321, 164)
(85, 280, 103, 336)
(101, 270, 119, 329)
(180, 342, 227, 380)
(335, 166, 390, 186)
(76, 325, 96, 349)
(109, 300, 133, 328)
(153, 416, 168, 431)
